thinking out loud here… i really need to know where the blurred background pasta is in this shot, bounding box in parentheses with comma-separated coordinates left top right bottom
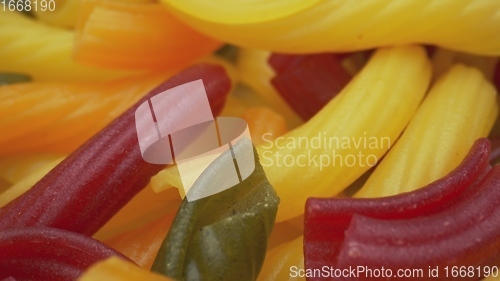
(1, 0, 500, 280)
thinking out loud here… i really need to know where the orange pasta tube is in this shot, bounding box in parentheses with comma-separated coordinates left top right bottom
(0, 72, 171, 155)
(75, 0, 222, 70)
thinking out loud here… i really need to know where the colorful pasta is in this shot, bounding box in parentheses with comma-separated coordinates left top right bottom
(2, 1, 500, 280)
(260, 45, 431, 221)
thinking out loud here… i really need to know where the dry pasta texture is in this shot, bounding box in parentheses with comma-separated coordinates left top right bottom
(355, 64, 498, 198)
(0, 72, 171, 155)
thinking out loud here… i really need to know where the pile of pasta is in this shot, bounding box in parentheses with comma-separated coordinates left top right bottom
(1, 0, 500, 280)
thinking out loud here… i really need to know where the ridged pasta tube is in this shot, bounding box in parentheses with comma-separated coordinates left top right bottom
(0, 72, 171, 154)
(161, 0, 500, 55)
(355, 64, 498, 198)
(259, 45, 432, 221)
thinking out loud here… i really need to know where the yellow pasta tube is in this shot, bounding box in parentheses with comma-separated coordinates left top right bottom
(355, 64, 498, 198)
(260, 45, 431, 222)
(162, 0, 500, 55)
(0, 11, 140, 82)
(162, 0, 322, 25)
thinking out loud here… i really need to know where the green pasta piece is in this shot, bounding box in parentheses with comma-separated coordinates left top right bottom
(0, 73, 31, 85)
(215, 44, 239, 63)
(17, 5, 34, 18)
(152, 140, 279, 281)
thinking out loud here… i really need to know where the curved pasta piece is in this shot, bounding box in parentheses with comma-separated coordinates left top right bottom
(74, 0, 221, 70)
(161, 0, 322, 25)
(162, 0, 500, 55)
(304, 139, 491, 276)
(259, 45, 431, 222)
(0, 11, 140, 82)
(355, 64, 498, 198)
(0, 227, 130, 281)
(336, 166, 500, 281)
